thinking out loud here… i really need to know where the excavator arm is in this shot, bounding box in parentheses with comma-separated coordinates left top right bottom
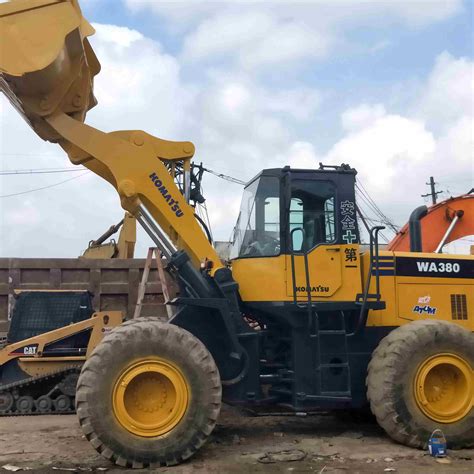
(0, 0, 222, 271)
(82, 212, 136, 259)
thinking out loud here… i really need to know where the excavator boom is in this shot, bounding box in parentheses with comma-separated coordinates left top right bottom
(388, 194, 474, 253)
(0, 0, 222, 270)
(82, 212, 137, 259)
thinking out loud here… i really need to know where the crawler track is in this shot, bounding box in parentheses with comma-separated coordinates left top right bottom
(0, 367, 80, 416)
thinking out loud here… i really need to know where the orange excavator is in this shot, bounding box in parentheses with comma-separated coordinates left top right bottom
(388, 192, 474, 254)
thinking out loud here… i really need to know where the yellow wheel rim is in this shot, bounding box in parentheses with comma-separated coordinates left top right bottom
(414, 353, 473, 424)
(112, 358, 189, 437)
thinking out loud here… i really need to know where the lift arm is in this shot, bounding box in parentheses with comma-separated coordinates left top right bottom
(0, 0, 222, 270)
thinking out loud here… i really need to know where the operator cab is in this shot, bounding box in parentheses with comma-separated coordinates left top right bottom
(230, 164, 360, 260)
(230, 164, 363, 304)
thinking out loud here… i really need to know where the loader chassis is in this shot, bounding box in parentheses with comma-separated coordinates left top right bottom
(170, 167, 473, 409)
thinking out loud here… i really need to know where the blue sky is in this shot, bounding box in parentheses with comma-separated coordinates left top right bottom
(0, 0, 473, 256)
(78, 0, 473, 160)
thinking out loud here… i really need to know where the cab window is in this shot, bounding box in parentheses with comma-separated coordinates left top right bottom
(289, 180, 336, 252)
(230, 176, 280, 258)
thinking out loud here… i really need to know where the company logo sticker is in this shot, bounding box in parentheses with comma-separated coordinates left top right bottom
(149, 172, 184, 218)
(413, 305, 437, 315)
(418, 295, 431, 304)
(296, 286, 329, 293)
(9, 344, 39, 356)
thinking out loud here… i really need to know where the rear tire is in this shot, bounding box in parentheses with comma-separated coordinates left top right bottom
(367, 320, 474, 449)
(76, 318, 221, 468)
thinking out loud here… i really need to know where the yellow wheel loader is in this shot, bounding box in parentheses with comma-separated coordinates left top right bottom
(0, 290, 121, 415)
(1, 0, 473, 468)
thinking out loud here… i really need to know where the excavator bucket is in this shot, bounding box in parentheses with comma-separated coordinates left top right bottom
(0, 0, 100, 142)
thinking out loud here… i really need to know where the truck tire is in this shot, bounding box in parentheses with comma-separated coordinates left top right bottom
(367, 320, 474, 449)
(76, 318, 222, 468)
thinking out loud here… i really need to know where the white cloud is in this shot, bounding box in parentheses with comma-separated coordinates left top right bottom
(265, 88, 322, 121)
(328, 113, 436, 194)
(125, 0, 463, 28)
(92, 23, 144, 48)
(239, 21, 330, 69)
(182, 11, 331, 68)
(286, 142, 320, 169)
(341, 104, 386, 132)
(182, 11, 273, 62)
(416, 51, 474, 132)
(125, 0, 463, 68)
(88, 23, 190, 139)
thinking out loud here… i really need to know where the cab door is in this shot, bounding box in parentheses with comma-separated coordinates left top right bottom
(285, 178, 342, 300)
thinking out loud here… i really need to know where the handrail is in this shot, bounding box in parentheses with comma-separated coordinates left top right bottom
(351, 225, 385, 336)
(289, 227, 316, 333)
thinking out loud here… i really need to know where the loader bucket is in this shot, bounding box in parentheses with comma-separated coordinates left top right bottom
(0, 0, 100, 142)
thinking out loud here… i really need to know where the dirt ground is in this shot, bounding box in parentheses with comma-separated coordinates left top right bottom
(1, 406, 473, 473)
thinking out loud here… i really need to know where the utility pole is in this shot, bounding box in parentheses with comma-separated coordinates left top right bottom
(421, 176, 443, 205)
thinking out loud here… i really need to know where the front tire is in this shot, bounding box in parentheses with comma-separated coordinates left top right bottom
(76, 318, 222, 468)
(367, 320, 474, 449)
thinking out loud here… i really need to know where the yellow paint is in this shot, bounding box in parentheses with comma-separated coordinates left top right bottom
(112, 358, 189, 437)
(0, 0, 92, 76)
(232, 255, 287, 302)
(0, 311, 122, 366)
(116, 212, 136, 258)
(396, 283, 472, 330)
(287, 244, 363, 301)
(18, 359, 84, 377)
(414, 353, 473, 423)
(232, 245, 363, 303)
(359, 251, 474, 329)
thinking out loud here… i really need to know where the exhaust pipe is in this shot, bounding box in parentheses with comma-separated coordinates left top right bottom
(408, 205, 428, 252)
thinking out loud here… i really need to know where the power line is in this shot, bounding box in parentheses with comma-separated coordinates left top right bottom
(0, 152, 65, 157)
(356, 199, 392, 243)
(0, 167, 85, 176)
(0, 172, 90, 198)
(356, 182, 393, 227)
(355, 184, 399, 234)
